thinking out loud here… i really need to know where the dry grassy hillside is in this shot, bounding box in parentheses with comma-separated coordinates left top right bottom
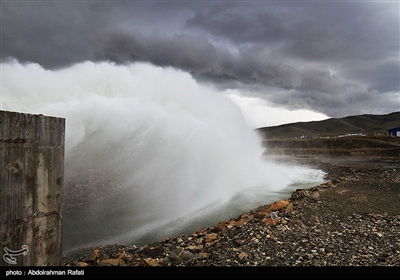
(257, 111, 400, 139)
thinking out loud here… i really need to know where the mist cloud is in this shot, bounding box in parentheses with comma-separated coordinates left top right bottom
(3, 60, 328, 251)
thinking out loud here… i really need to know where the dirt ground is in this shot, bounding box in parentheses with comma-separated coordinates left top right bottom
(263, 136, 400, 217)
(287, 154, 400, 216)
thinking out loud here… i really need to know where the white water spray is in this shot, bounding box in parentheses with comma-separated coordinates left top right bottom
(1, 60, 325, 254)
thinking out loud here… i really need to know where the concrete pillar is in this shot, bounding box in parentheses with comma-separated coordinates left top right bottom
(0, 110, 65, 266)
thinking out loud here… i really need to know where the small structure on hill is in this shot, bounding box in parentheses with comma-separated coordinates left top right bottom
(387, 127, 400, 137)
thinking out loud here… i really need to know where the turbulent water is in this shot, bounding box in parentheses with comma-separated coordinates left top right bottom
(1, 60, 326, 254)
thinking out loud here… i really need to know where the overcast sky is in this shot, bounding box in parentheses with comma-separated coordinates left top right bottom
(1, 0, 399, 124)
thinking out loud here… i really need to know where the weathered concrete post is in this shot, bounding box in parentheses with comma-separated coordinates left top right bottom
(0, 110, 65, 266)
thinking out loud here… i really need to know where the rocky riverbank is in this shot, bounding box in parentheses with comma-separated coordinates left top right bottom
(62, 155, 400, 268)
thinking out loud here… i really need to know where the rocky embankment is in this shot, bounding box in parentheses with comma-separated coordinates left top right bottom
(62, 154, 400, 267)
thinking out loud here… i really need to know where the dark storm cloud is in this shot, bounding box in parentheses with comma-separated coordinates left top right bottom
(186, 3, 286, 45)
(1, 0, 399, 118)
(186, 2, 397, 62)
(184, 1, 400, 111)
(2, 1, 91, 67)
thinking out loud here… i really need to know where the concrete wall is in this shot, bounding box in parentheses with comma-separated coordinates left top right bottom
(0, 110, 65, 266)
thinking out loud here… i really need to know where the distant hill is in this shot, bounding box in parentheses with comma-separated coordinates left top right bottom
(257, 111, 400, 139)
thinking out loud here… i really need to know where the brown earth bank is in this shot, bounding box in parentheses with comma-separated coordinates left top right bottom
(262, 135, 400, 157)
(62, 137, 400, 275)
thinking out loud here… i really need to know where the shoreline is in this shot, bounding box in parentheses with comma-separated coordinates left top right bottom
(62, 154, 400, 266)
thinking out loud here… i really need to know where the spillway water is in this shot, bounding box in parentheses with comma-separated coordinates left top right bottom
(1, 60, 326, 254)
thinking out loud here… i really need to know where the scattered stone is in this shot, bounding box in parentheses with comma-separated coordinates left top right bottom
(143, 258, 163, 267)
(205, 233, 218, 243)
(238, 252, 248, 260)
